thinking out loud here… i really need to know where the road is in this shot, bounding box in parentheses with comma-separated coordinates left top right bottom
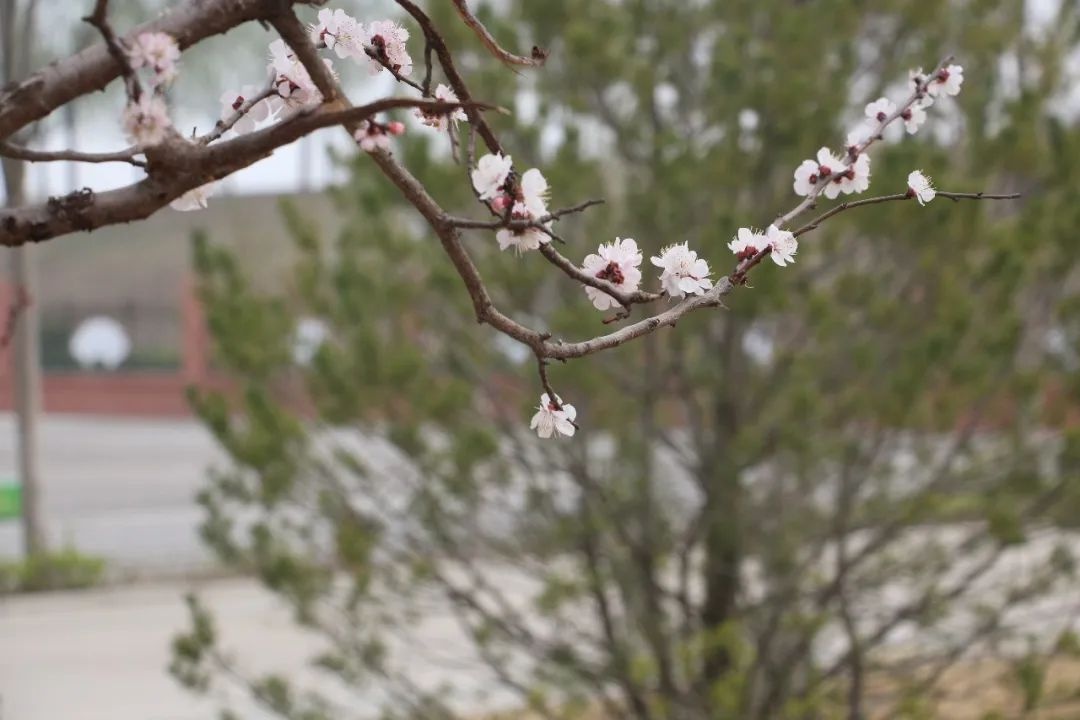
(0, 413, 223, 573)
(0, 576, 510, 720)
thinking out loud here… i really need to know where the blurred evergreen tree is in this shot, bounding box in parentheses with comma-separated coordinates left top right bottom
(175, 2, 1080, 717)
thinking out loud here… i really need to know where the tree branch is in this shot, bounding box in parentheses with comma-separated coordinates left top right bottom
(0, 141, 144, 167)
(392, 0, 504, 155)
(0, 0, 312, 142)
(197, 81, 278, 145)
(0, 98, 481, 246)
(449, 0, 549, 68)
(82, 0, 142, 102)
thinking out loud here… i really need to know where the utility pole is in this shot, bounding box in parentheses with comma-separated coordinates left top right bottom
(2, 0, 46, 558)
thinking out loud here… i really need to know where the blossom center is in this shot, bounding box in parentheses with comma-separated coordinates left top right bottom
(595, 261, 625, 285)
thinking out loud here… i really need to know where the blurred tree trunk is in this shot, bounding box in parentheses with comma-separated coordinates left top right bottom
(1, 0, 45, 559)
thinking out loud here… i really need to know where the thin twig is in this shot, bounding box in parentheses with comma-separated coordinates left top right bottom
(197, 81, 278, 145)
(449, 0, 548, 68)
(538, 244, 662, 308)
(393, 0, 504, 154)
(82, 0, 142, 102)
(0, 141, 145, 167)
(364, 46, 425, 93)
(730, 188, 1022, 284)
(446, 198, 606, 230)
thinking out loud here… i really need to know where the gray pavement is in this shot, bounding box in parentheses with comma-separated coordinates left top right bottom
(0, 413, 223, 573)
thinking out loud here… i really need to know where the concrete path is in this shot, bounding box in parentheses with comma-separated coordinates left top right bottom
(0, 414, 223, 573)
(0, 576, 507, 720)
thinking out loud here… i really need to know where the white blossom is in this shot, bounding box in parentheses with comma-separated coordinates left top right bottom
(728, 227, 764, 258)
(170, 182, 215, 212)
(838, 153, 871, 195)
(218, 85, 273, 135)
(530, 393, 577, 439)
(519, 168, 549, 218)
(494, 168, 552, 253)
(121, 95, 171, 145)
(902, 99, 929, 134)
(268, 39, 333, 109)
(846, 121, 875, 149)
(651, 242, 712, 298)
(907, 170, 936, 205)
(765, 224, 798, 267)
(416, 84, 466, 131)
(794, 147, 845, 198)
(581, 237, 643, 310)
(310, 8, 365, 61)
(128, 32, 180, 86)
(471, 153, 513, 201)
(354, 121, 392, 153)
(497, 224, 549, 253)
(864, 97, 896, 123)
(364, 20, 412, 77)
(928, 64, 963, 98)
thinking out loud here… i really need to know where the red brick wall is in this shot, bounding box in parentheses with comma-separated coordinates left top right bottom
(0, 275, 223, 418)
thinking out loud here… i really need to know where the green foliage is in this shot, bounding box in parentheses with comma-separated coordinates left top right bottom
(184, 1, 1080, 718)
(0, 548, 106, 594)
(1012, 649, 1047, 713)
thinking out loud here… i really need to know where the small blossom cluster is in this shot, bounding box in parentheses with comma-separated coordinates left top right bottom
(792, 63, 963, 201)
(354, 119, 406, 152)
(127, 32, 180, 88)
(308, 9, 413, 77)
(268, 38, 337, 111)
(471, 154, 553, 252)
(728, 225, 798, 267)
(120, 32, 182, 147)
(416, 84, 467, 132)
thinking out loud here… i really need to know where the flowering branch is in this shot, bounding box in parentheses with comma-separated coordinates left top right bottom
(774, 55, 956, 230)
(0, 98, 484, 246)
(447, 198, 607, 231)
(197, 81, 279, 146)
(393, 0, 505, 155)
(791, 190, 1022, 239)
(0, 0, 1026, 438)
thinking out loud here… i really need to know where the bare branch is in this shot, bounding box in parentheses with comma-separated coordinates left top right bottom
(449, 0, 549, 68)
(0, 141, 144, 167)
(82, 0, 142, 101)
